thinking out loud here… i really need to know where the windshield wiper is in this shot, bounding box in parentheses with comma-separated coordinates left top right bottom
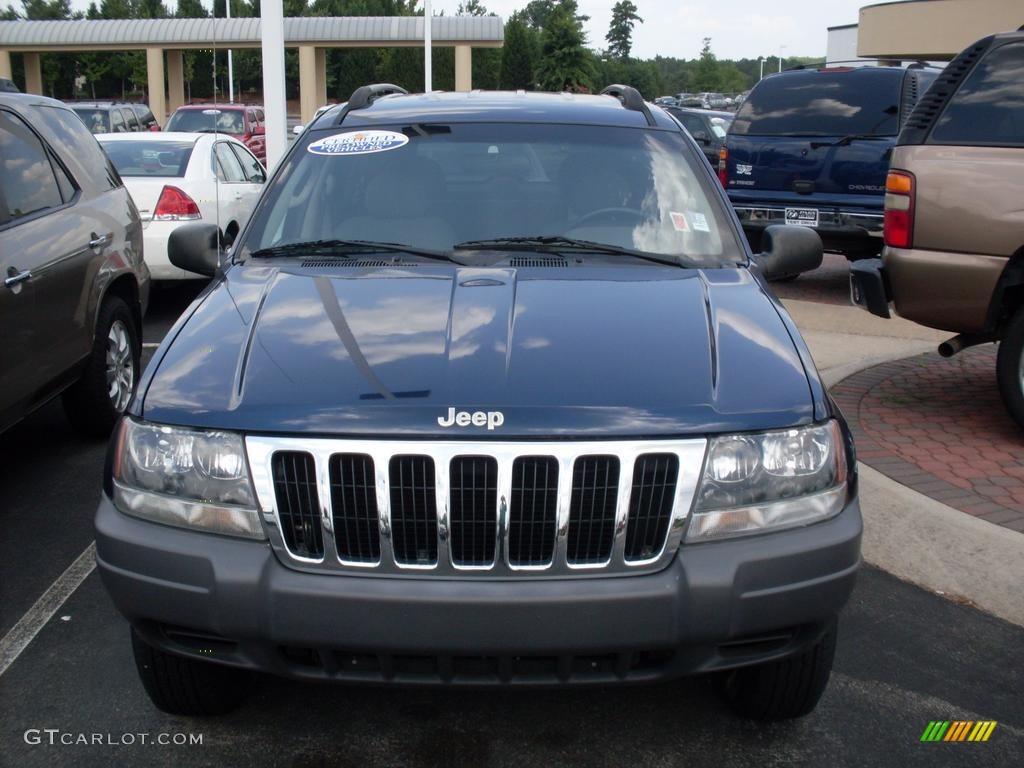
(453, 236, 689, 268)
(809, 134, 889, 149)
(250, 239, 464, 264)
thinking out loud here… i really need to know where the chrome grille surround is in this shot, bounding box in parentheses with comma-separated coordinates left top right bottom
(246, 437, 708, 579)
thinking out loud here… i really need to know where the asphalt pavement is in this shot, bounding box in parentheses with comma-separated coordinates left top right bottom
(0, 282, 1021, 767)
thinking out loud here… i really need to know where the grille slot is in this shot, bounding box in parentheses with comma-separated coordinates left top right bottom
(510, 256, 568, 267)
(625, 454, 679, 561)
(389, 456, 438, 565)
(329, 453, 380, 562)
(271, 451, 324, 559)
(567, 456, 620, 564)
(448, 456, 498, 566)
(508, 457, 559, 565)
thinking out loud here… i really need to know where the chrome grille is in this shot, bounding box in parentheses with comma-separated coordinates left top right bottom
(328, 453, 380, 563)
(508, 457, 559, 566)
(248, 437, 707, 578)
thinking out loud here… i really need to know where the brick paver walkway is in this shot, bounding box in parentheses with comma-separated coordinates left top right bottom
(832, 345, 1024, 533)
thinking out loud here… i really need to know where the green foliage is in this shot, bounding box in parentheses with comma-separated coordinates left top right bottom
(535, 3, 593, 92)
(605, 0, 641, 61)
(500, 16, 536, 90)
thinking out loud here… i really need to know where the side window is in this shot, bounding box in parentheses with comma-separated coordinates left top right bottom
(229, 142, 265, 182)
(214, 142, 246, 182)
(123, 108, 140, 131)
(680, 114, 707, 138)
(39, 105, 120, 191)
(931, 42, 1024, 146)
(256, 109, 265, 123)
(248, 110, 258, 128)
(110, 109, 126, 133)
(0, 110, 65, 224)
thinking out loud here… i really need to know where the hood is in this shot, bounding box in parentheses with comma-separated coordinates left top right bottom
(141, 263, 816, 437)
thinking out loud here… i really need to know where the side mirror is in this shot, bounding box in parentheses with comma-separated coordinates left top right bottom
(252, 125, 265, 135)
(757, 224, 823, 281)
(168, 222, 222, 278)
(692, 130, 711, 145)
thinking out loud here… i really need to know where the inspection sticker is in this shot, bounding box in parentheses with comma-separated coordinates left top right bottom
(690, 212, 710, 232)
(670, 212, 689, 232)
(307, 130, 409, 156)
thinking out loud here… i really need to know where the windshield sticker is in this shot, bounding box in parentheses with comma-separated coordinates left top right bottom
(690, 212, 710, 232)
(670, 212, 689, 232)
(307, 130, 409, 156)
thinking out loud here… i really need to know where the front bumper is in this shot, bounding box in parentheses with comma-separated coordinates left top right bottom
(95, 495, 862, 686)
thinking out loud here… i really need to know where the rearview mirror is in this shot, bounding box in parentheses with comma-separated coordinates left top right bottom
(168, 222, 222, 278)
(757, 225, 823, 281)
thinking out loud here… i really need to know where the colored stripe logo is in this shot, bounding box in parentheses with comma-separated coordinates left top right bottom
(920, 721, 997, 742)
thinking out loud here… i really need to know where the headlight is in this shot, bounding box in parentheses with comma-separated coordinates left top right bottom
(687, 421, 848, 541)
(112, 418, 264, 539)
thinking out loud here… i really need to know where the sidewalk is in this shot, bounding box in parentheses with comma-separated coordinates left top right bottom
(781, 296, 1024, 627)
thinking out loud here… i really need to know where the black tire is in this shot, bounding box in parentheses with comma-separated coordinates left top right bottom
(721, 622, 837, 720)
(131, 629, 251, 716)
(62, 296, 140, 438)
(997, 308, 1024, 428)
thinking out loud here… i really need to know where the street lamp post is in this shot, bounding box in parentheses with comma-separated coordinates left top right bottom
(424, 0, 432, 93)
(226, 0, 234, 103)
(778, 45, 788, 73)
(759, 56, 765, 80)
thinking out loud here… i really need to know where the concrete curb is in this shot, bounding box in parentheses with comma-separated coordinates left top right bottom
(816, 343, 1024, 628)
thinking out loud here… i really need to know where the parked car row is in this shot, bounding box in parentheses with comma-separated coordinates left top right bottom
(69, 100, 161, 134)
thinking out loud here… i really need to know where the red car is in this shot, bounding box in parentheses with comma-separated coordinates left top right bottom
(164, 104, 266, 163)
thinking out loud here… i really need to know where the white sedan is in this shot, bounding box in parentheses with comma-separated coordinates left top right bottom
(98, 132, 266, 280)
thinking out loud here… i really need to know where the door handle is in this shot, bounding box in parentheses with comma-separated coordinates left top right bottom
(4, 269, 31, 288)
(89, 233, 111, 249)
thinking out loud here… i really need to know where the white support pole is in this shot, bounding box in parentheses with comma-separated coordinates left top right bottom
(424, 0, 432, 93)
(226, 1, 234, 103)
(261, 0, 287, 169)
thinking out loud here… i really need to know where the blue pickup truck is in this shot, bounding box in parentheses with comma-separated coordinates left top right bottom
(722, 65, 939, 262)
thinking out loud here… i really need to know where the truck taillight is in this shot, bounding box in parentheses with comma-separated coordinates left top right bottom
(717, 145, 728, 187)
(883, 171, 915, 248)
(153, 185, 201, 221)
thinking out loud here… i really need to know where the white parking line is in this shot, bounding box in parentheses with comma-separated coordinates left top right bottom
(0, 543, 96, 677)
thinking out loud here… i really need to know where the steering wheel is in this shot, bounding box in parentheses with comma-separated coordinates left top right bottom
(570, 207, 646, 229)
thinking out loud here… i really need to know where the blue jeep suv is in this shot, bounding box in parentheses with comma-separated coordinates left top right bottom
(95, 85, 861, 721)
(723, 65, 939, 262)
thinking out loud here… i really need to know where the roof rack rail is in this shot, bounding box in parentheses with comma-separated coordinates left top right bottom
(600, 84, 656, 127)
(337, 83, 409, 124)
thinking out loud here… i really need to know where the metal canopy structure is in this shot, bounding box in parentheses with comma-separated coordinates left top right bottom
(0, 16, 504, 51)
(0, 17, 504, 129)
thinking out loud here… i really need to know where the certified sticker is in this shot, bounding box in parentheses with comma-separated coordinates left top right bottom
(307, 130, 409, 156)
(670, 212, 689, 232)
(690, 212, 710, 232)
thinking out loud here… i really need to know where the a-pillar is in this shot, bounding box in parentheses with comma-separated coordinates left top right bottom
(23, 52, 42, 94)
(166, 50, 185, 115)
(146, 48, 166, 124)
(454, 45, 472, 92)
(299, 45, 328, 124)
(0, 50, 12, 81)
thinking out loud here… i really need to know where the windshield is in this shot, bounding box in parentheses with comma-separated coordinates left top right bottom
(74, 108, 110, 134)
(99, 139, 194, 177)
(731, 71, 901, 137)
(243, 123, 738, 265)
(166, 108, 245, 134)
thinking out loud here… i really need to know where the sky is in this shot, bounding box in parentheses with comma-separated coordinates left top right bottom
(64, 0, 872, 61)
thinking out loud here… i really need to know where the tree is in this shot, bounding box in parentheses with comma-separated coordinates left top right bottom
(535, 4, 593, 92)
(692, 37, 720, 91)
(605, 0, 642, 60)
(500, 15, 535, 90)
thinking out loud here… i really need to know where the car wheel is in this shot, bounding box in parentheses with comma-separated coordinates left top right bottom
(720, 621, 837, 720)
(131, 629, 251, 716)
(996, 307, 1024, 428)
(62, 296, 140, 438)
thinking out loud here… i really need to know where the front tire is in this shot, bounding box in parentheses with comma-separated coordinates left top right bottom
(131, 629, 251, 716)
(997, 307, 1024, 428)
(62, 296, 140, 438)
(721, 622, 837, 720)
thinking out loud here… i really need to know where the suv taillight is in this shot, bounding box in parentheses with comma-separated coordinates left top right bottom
(717, 145, 728, 187)
(153, 185, 201, 221)
(883, 171, 915, 248)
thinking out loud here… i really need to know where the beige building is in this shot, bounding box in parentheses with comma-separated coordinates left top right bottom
(0, 16, 504, 124)
(858, 0, 1022, 60)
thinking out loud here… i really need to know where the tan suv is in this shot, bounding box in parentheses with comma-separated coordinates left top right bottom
(851, 30, 1024, 427)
